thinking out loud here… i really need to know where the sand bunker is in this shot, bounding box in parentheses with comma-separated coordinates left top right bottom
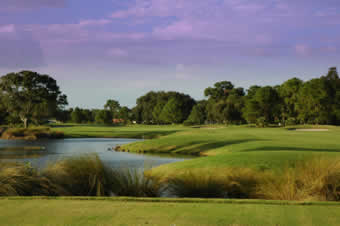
(295, 129, 329, 132)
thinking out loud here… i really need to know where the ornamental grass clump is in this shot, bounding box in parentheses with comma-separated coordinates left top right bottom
(43, 154, 114, 196)
(166, 171, 228, 198)
(0, 162, 60, 196)
(256, 158, 340, 201)
(110, 168, 162, 197)
(223, 167, 262, 199)
(165, 168, 261, 199)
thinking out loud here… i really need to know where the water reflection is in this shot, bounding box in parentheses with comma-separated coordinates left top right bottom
(0, 138, 191, 169)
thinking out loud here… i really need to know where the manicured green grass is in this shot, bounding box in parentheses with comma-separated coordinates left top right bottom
(119, 125, 340, 173)
(1, 198, 340, 226)
(52, 124, 340, 172)
(52, 124, 189, 139)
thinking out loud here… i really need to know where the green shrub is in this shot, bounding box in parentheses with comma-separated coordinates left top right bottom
(183, 120, 195, 126)
(1, 127, 64, 140)
(286, 117, 297, 126)
(256, 117, 268, 127)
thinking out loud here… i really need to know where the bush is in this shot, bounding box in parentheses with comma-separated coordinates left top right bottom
(95, 110, 112, 125)
(183, 120, 195, 126)
(256, 117, 268, 127)
(1, 127, 64, 140)
(286, 117, 297, 126)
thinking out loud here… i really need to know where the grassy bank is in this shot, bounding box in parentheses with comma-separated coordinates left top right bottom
(2, 154, 339, 201)
(117, 125, 340, 174)
(52, 124, 189, 139)
(1, 127, 64, 140)
(1, 197, 340, 226)
(51, 124, 340, 173)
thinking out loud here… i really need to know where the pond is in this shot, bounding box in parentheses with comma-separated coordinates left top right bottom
(0, 138, 191, 169)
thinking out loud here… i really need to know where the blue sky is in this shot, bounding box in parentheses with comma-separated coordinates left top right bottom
(0, 0, 340, 108)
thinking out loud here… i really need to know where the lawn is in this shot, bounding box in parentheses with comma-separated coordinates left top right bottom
(53, 124, 340, 174)
(52, 124, 189, 139)
(1, 197, 340, 226)
(118, 125, 340, 174)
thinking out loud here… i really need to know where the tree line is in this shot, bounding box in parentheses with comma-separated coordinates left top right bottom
(0, 68, 339, 127)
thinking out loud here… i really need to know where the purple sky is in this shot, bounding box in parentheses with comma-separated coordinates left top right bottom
(1, 0, 340, 108)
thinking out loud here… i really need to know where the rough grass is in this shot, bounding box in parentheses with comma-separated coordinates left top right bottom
(0, 154, 163, 197)
(257, 158, 340, 201)
(110, 168, 162, 197)
(43, 154, 115, 196)
(163, 158, 340, 201)
(1, 155, 340, 202)
(0, 162, 60, 196)
(2, 127, 64, 140)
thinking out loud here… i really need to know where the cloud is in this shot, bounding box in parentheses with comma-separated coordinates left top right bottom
(0, 0, 67, 11)
(78, 19, 112, 27)
(0, 24, 15, 33)
(0, 26, 45, 69)
(295, 44, 311, 57)
(107, 48, 129, 57)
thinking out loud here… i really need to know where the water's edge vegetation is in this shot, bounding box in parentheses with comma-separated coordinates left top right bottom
(1, 154, 340, 202)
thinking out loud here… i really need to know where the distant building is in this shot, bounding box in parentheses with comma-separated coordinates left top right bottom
(112, 118, 125, 124)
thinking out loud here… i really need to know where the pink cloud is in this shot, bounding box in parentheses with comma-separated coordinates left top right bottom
(97, 32, 146, 41)
(0, 0, 67, 11)
(78, 19, 111, 27)
(295, 44, 311, 56)
(107, 48, 129, 57)
(0, 24, 15, 33)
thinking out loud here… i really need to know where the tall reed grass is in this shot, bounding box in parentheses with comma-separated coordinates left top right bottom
(0, 162, 59, 196)
(43, 154, 114, 196)
(256, 158, 340, 201)
(0, 155, 339, 201)
(165, 168, 260, 198)
(110, 168, 162, 197)
(1, 127, 64, 140)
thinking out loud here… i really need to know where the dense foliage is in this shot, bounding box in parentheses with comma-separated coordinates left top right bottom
(201, 67, 340, 126)
(1, 67, 339, 126)
(132, 91, 196, 124)
(0, 71, 68, 127)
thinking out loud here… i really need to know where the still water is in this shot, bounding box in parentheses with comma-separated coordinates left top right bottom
(0, 138, 190, 169)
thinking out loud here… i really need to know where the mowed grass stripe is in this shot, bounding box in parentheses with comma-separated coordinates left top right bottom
(2, 197, 340, 206)
(1, 199, 340, 226)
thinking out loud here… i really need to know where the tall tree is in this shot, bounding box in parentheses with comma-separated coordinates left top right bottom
(71, 107, 84, 123)
(104, 99, 121, 118)
(204, 81, 234, 100)
(321, 67, 340, 124)
(160, 98, 185, 124)
(278, 78, 303, 125)
(243, 86, 280, 124)
(185, 100, 207, 125)
(95, 110, 112, 124)
(0, 71, 68, 128)
(118, 106, 131, 123)
(297, 78, 329, 124)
